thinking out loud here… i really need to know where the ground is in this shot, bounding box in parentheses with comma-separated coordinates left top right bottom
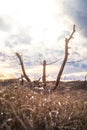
(0, 80, 87, 130)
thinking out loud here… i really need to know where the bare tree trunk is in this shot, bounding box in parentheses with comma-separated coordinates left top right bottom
(20, 75, 24, 85)
(16, 52, 31, 82)
(56, 42, 68, 86)
(42, 60, 46, 86)
(53, 25, 76, 90)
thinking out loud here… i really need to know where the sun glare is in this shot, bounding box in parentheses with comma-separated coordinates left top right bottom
(0, 0, 66, 44)
(9, 0, 64, 40)
(73, 32, 81, 43)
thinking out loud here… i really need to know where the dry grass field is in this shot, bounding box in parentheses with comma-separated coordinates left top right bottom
(0, 80, 87, 130)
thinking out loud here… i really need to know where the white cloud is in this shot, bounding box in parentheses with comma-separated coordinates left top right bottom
(0, 0, 86, 80)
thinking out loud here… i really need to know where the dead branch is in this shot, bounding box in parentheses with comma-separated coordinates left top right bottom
(42, 60, 46, 86)
(53, 25, 76, 90)
(16, 52, 31, 82)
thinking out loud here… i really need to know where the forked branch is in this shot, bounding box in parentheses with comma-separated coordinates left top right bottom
(53, 25, 76, 90)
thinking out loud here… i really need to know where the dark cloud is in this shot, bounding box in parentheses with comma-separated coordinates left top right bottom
(63, 0, 87, 37)
(0, 17, 10, 31)
(81, 64, 87, 69)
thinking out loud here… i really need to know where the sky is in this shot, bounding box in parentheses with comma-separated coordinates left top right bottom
(0, 0, 87, 80)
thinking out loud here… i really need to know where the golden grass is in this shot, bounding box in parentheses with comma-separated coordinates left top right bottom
(0, 83, 87, 130)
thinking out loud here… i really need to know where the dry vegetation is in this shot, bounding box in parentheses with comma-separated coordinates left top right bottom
(0, 80, 87, 130)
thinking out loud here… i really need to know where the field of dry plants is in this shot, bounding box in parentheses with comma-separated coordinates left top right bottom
(0, 80, 87, 130)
